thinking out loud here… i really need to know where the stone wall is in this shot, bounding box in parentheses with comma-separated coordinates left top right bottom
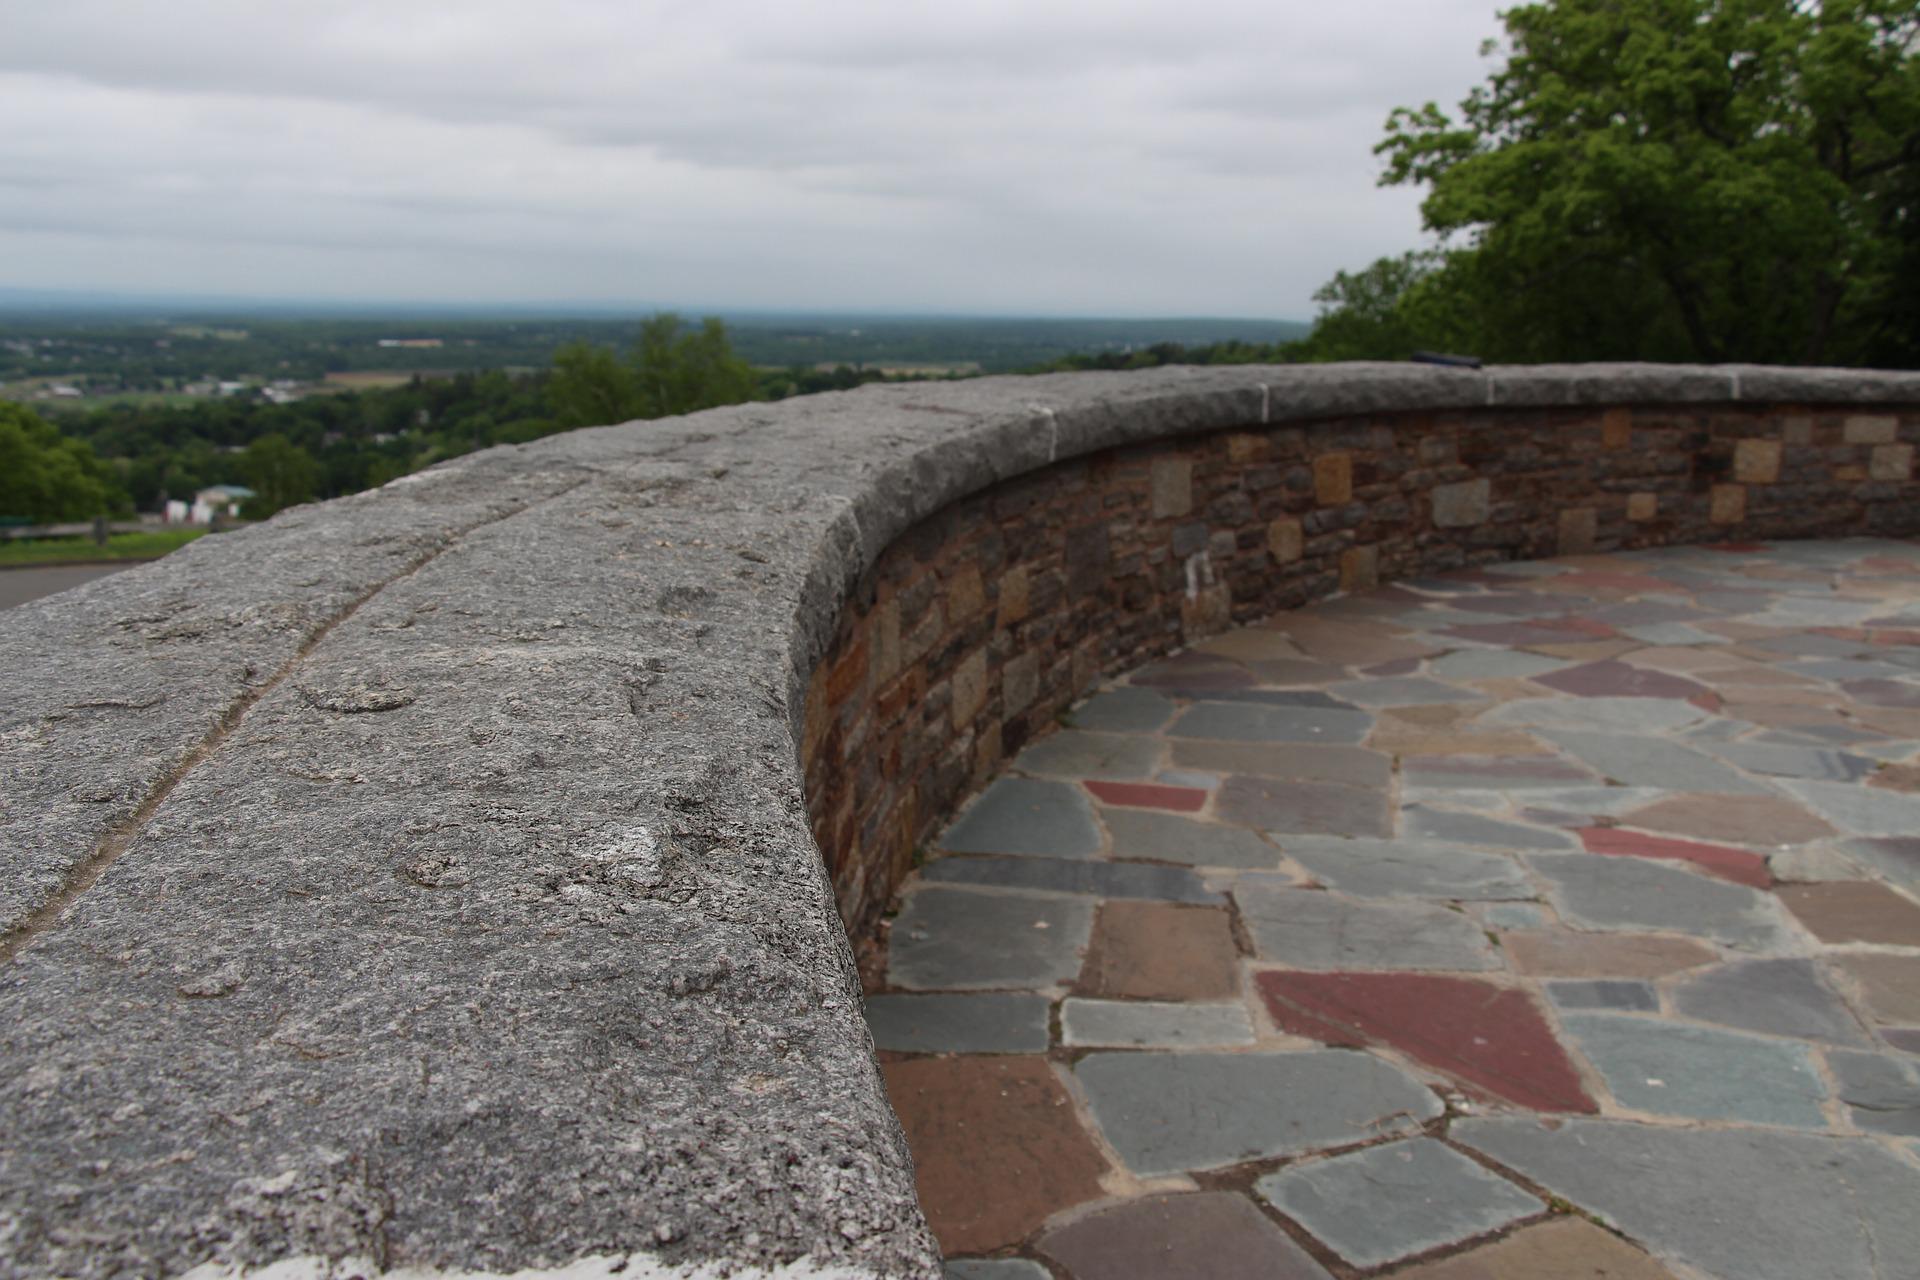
(804, 402, 1920, 944)
(2, 364, 1918, 1280)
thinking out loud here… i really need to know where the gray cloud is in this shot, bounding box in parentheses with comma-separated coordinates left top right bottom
(0, 0, 1505, 314)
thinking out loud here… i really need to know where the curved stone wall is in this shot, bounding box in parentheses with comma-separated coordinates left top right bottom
(1, 364, 1917, 1280)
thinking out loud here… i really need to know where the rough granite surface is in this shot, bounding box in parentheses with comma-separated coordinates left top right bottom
(5, 363, 1920, 1280)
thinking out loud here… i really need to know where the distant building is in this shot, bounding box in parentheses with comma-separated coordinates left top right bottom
(377, 338, 444, 348)
(186, 485, 255, 525)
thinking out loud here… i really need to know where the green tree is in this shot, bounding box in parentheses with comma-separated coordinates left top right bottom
(1336, 0, 1920, 365)
(241, 433, 318, 518)
(0, 403, 123, 522)
(546, 314, 758, 428)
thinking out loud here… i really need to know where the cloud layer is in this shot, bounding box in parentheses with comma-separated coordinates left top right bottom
(2, 1, 1505, 315)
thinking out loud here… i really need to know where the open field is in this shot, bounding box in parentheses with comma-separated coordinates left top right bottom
(0, 529, 208, 567)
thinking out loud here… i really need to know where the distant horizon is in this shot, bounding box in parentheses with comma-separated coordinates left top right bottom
(0, 285, 1311, 327)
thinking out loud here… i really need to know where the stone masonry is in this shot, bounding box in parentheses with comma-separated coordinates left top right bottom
(3, 364, 1919, 1280)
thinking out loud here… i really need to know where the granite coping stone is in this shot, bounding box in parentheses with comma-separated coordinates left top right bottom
(4, 364, 1920, 1278)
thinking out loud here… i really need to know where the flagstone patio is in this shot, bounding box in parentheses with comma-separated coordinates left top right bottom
(863, 539, 1920, 1280)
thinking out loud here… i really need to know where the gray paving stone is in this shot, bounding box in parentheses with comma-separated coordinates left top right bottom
(864, 993, 1052, 1054)
(1781, 778, 1920, 835)
(1786, 658, 1919, 683)
(888, 887, 1094, 991)
(1527, 852, 1792, 951)
(1589, 600, 1717, 627)
(1074, 1050, 1442, 1176)
(1233, 882, 1500, 970)
(1170, 702, 1373, 745)
(1328, 676, 1484, 706)
(1482, 696, 1710, 732)
(1069, 686, 1177, 732)
(1827, 1050, 1920, 1137)
(1671, 958, 1869, 1045)
(1561, 1014, 1829, 1126)
(1747, 632, 1874, 658)
(1034, 1191, 1335, 1280)
(1401, 757, 1599, 790)
(1619, 622, 1720, 645)
(1704, 742, 1877, 782)
(1512, 786, 1669, 817)
(1757, 723, 1898, 748)
(1537, 729, 1772, 794)
(1479, 902, 1550, 929)
(1170, 739, 1391, 786)
(1013, 730, 1164, 781)
(1402, 805, 1579, 850)
(1061, 999, 1255, 1048)
(1186, 689, 1359, 709)
(1745, 597, 1887, 628)
(941, 777, 1103, 858)
(1281, 836, 1533, 900)
(1842, 835, 1920, 890)
(922, 855, 1221, 905)
(1546, 980, 1659, 1012)
(946, 1261, 1051, 1280)
(1218, 774, 1392, 836)
(1427, 649, 1574, 681)
(1155, 768, 1219, 788)
(1253, 1139, 1542, 1268)
(1103, 809, 1280, 869)
(1455, 1118, 1920, 1280)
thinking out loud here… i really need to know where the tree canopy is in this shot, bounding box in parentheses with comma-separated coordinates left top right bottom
(1307, 0, 1920, 366)
(548, 314, 759, 428)
(0, 403, 125, 523)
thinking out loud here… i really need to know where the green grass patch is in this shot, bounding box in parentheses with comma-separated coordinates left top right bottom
(0, 528, 210, 566)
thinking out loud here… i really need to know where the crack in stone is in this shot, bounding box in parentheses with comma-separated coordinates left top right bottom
(0, 475, 591, 966)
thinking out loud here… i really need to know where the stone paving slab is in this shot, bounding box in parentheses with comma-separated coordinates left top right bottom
(1455, 1118, 1920, 1280)
(1035, 1192, 1334, 1280)
(872, 540, 1920, 1274)
(1254, 1139, 1543, 1268)
(1074, 1050, 1442, 1176)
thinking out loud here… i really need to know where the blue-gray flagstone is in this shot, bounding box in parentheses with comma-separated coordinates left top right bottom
(1074, 1050, 1442, 1177)
(1280, 836, 1533, 900)
(887, 886, 1093, 991)
(1780, 779, 1920, 836)
(1546, 980, 1659, 1012)
(1482, 696, 1710, 732)
(1560, 1014, 1829, 1127)
(1102, 808, 1281, 869)
(1169, 702, 1373, 745)
(1068, 686, 1177, 732)
(1328, 676, 1484, 706)
(1013, 730, 1164, 780)
(864, 993, 1051, 1054)
(1670, 958, 1869, 1045)
(1527, 853, 1793, 951)
(1233, 882, 1500, 970)
(1401, 805, 1579, 850)
(1537, 729, 1773, 794)
(939, 776, 1103, 857)
(1253, 1139, 1542, 1268)
(1702, 742, 1877, 782)
(1060, 999, 1255, 1049)
(1827, 1050, 1920, 1137)
(1454, 1119, 1920, 1280)
(921, 855, 1222, 905)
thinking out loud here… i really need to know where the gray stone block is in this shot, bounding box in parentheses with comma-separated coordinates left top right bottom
(1538, 729, 1773, 794)
(1254, 1139, 1542, 1267)
(1103, 809, 1280, 869)
(1233, 882, 1500, 969)
(1013, 730, 1165, 781)
(922, 854, 1222, 905)
(1561, 1014, 1829, 1126)
(1170, 702, 1373, 745)
(889, 886, 1093, 990)
(1546, 980, 1659, 1012)
(1075, 1050, 1441, 1176)
(1671, 958, 1869, 1045)
(1456, 1118, 1920, 1280)
(1431, 478, 1491, 528)
(1069, 686, 1177, 732)
(1060, 999, 1255, 1048)
(1828, 1050, 1920, 1136)
(941, 777, 1104, 858)
(1281, 836, 1533, 900)
(1528, 852, 1792, 950)
(866, 993, 1052, 1054)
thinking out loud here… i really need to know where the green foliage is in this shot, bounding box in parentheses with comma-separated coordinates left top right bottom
(547, 314, 760, 428)
(241, 434, 319, 518)
(0, 528, 205, 566)
(1315, 0, 1920, 365)
(0, 403, 125, 522)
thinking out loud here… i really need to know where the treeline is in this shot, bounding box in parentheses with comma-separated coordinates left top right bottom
(9, 319, 938, 521)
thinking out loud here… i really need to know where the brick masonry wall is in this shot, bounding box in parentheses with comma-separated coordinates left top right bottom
(801, 403, 1920, 945)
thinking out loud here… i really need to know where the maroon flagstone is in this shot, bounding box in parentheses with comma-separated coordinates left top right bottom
(1578, 827, 1773, 889)
(1084, 780, 1209, 812)
(1535, 661, 1712, 700)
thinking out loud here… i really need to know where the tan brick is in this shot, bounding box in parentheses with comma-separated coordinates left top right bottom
(1313, 452, 1352, 505)
(1871, 443, 1914, 481)
(948, 563, 985, 619)
(1846, 414, 1899, 444)
(1835, 463, 1869, 482)
(1710, 483, 1747, 524)
(1557, 507, 1597, 554)
(1734, 438, 1782, 483)
(1626, 492, 1659, 522)
(1002, 650, 1040, 716)
(1226, 432, 1262, 463)
(995, 565, 1029, 626)
(1150, 457, 1193, 518)
(870, 598, 902, 684)
(1601, 407, 1632, 448)
(1431, 478, 1489, 528)
(951, 648, 988, 728)
(1339, 544, 1379, 591)
(1268, 517, 1303, 564)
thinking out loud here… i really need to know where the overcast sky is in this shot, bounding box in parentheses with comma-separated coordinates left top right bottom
(2, 1, 1509, 319)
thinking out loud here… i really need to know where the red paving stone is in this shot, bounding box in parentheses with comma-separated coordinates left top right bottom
(881, 1056, 1109, 1254)
(1577, 827, 1773, 889)
(1533, 660, 1710, 700)
(1036, 1191, 1336, 1280)
(1083, 779, 1209, 812)
(1256, 972, 1598, 1113)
